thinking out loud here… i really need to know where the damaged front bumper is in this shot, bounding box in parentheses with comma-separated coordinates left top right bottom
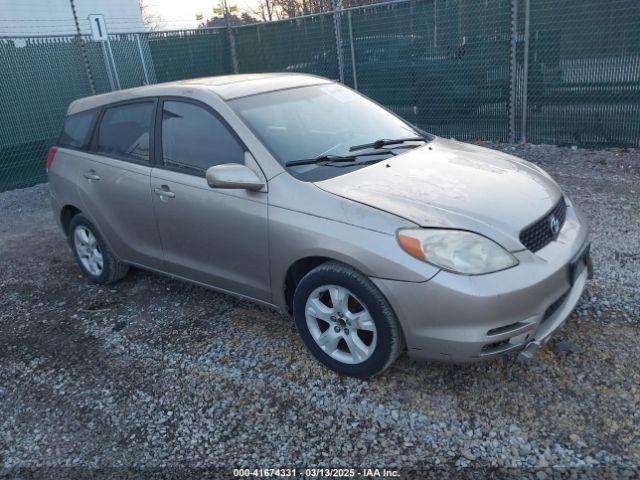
(371, 203, 591, 363)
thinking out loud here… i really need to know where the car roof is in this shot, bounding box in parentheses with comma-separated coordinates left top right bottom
(67, 73, 332, 115)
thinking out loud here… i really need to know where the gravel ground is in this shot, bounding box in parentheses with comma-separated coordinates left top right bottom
(0, 143, 639, 478)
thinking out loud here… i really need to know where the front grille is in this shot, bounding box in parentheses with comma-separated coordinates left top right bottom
(519, 197, 567, 252)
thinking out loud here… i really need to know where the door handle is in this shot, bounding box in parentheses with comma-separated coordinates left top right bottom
(83, 171, 100, 182)
(153, 187, 175, 199)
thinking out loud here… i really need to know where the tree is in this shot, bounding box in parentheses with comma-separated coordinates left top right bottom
(139, 0, 169, 31)
(199, 0, 387, 28)
(254, 0, 382, 19)
(252, 0, 280, 22)
(198, 12, 256, 28)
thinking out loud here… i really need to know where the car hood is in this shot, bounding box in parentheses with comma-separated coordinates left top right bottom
(314, 137, 562, 251)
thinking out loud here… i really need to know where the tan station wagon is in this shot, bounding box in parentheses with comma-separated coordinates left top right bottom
(47, 74, 592, 378)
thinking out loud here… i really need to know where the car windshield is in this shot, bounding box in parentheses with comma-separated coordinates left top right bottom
(229, 83, 427, 181)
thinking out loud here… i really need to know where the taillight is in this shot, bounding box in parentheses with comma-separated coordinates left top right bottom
(45, 147, 58, 173)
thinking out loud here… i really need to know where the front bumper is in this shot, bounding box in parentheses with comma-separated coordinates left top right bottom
(371, 200, 590, 362)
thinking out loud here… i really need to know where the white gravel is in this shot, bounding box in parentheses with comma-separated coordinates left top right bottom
(0, 143, 638, 477)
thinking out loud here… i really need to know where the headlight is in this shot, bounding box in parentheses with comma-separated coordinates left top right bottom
(397, 228, 518, 275)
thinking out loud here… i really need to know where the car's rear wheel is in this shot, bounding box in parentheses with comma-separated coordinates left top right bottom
(69, 214, 129, 284)
(293, 261, 404, 378)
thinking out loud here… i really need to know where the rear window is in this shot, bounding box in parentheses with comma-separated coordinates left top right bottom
(96, 102, 154, 163)
(58, 110, 95, 149)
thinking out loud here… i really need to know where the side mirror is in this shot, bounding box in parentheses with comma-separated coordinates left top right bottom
(206, 164, 264, 191)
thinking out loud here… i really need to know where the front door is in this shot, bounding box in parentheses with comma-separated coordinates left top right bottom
(150, 99, 270, 302)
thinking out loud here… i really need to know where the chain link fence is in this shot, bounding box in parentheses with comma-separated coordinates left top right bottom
(149, 29, 232, 83)
(1, 0, 639, 191)
(235, 14, 340, 79)
(339, 0, 513, 140)
(520, 0, 640, 146)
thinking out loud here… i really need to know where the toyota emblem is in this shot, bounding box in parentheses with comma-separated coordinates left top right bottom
(549, 215, 560, 236)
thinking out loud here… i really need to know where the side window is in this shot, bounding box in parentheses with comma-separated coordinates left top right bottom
(96, 102, 154, 163)
(161, 100, 244, 174)
(58, 110, 95, 149)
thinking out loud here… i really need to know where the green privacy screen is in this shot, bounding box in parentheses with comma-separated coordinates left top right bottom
(0, 36, 95, 191)
(235, 14, 340, 79)
(340, 0, 512, 141)
(521, 0, 640, 145)
(148, 29, 232, 83)
(1, 0, 639, 191)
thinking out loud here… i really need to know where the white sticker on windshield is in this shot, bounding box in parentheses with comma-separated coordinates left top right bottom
(320, 85, 358, 103)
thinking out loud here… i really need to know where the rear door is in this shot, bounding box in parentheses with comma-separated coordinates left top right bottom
(51, 108, 99, 207)
(150, 98, 270, 302)
(76, 99, 164, 269)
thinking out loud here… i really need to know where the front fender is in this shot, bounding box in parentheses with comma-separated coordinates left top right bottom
(268, 205, 439, 310)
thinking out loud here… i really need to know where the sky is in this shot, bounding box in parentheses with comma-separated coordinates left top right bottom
(141, 0, 259, 29)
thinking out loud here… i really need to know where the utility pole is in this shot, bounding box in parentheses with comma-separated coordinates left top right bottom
(221, 0, 239, 73)
(69, 0, 96, 94)
(331, 0, 345, 84)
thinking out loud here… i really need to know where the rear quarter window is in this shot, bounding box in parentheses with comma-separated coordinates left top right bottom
(58, 110, 96, 149)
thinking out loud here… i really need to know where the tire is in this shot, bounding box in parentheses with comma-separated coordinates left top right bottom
(68, 213, 129, 285)
(293, 261, 404, 378)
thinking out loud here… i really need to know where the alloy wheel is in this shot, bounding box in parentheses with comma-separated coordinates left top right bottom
(73, 225, 104, 276)
(305, 284, 377, 364)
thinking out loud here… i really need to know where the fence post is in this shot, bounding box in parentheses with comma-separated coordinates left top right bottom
(331, 0, 345, 84)
(347, 10, 357, 90)
(105, 37, 121, 90)
(508, 0, 518, 143)
(222, 0, 239, 73)
(433, 0, 437, 48)
(136, 33, 150, 85)
(520, 0, 530, 143)
(101, 41, 116, 91)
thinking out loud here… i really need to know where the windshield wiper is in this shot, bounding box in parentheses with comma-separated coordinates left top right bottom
(285, 150, 394, 167)
(328, 157, 393, 168)
(349, 136, 430, 152)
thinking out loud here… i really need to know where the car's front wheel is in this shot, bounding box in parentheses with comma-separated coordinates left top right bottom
(293, 261, 404, 378)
